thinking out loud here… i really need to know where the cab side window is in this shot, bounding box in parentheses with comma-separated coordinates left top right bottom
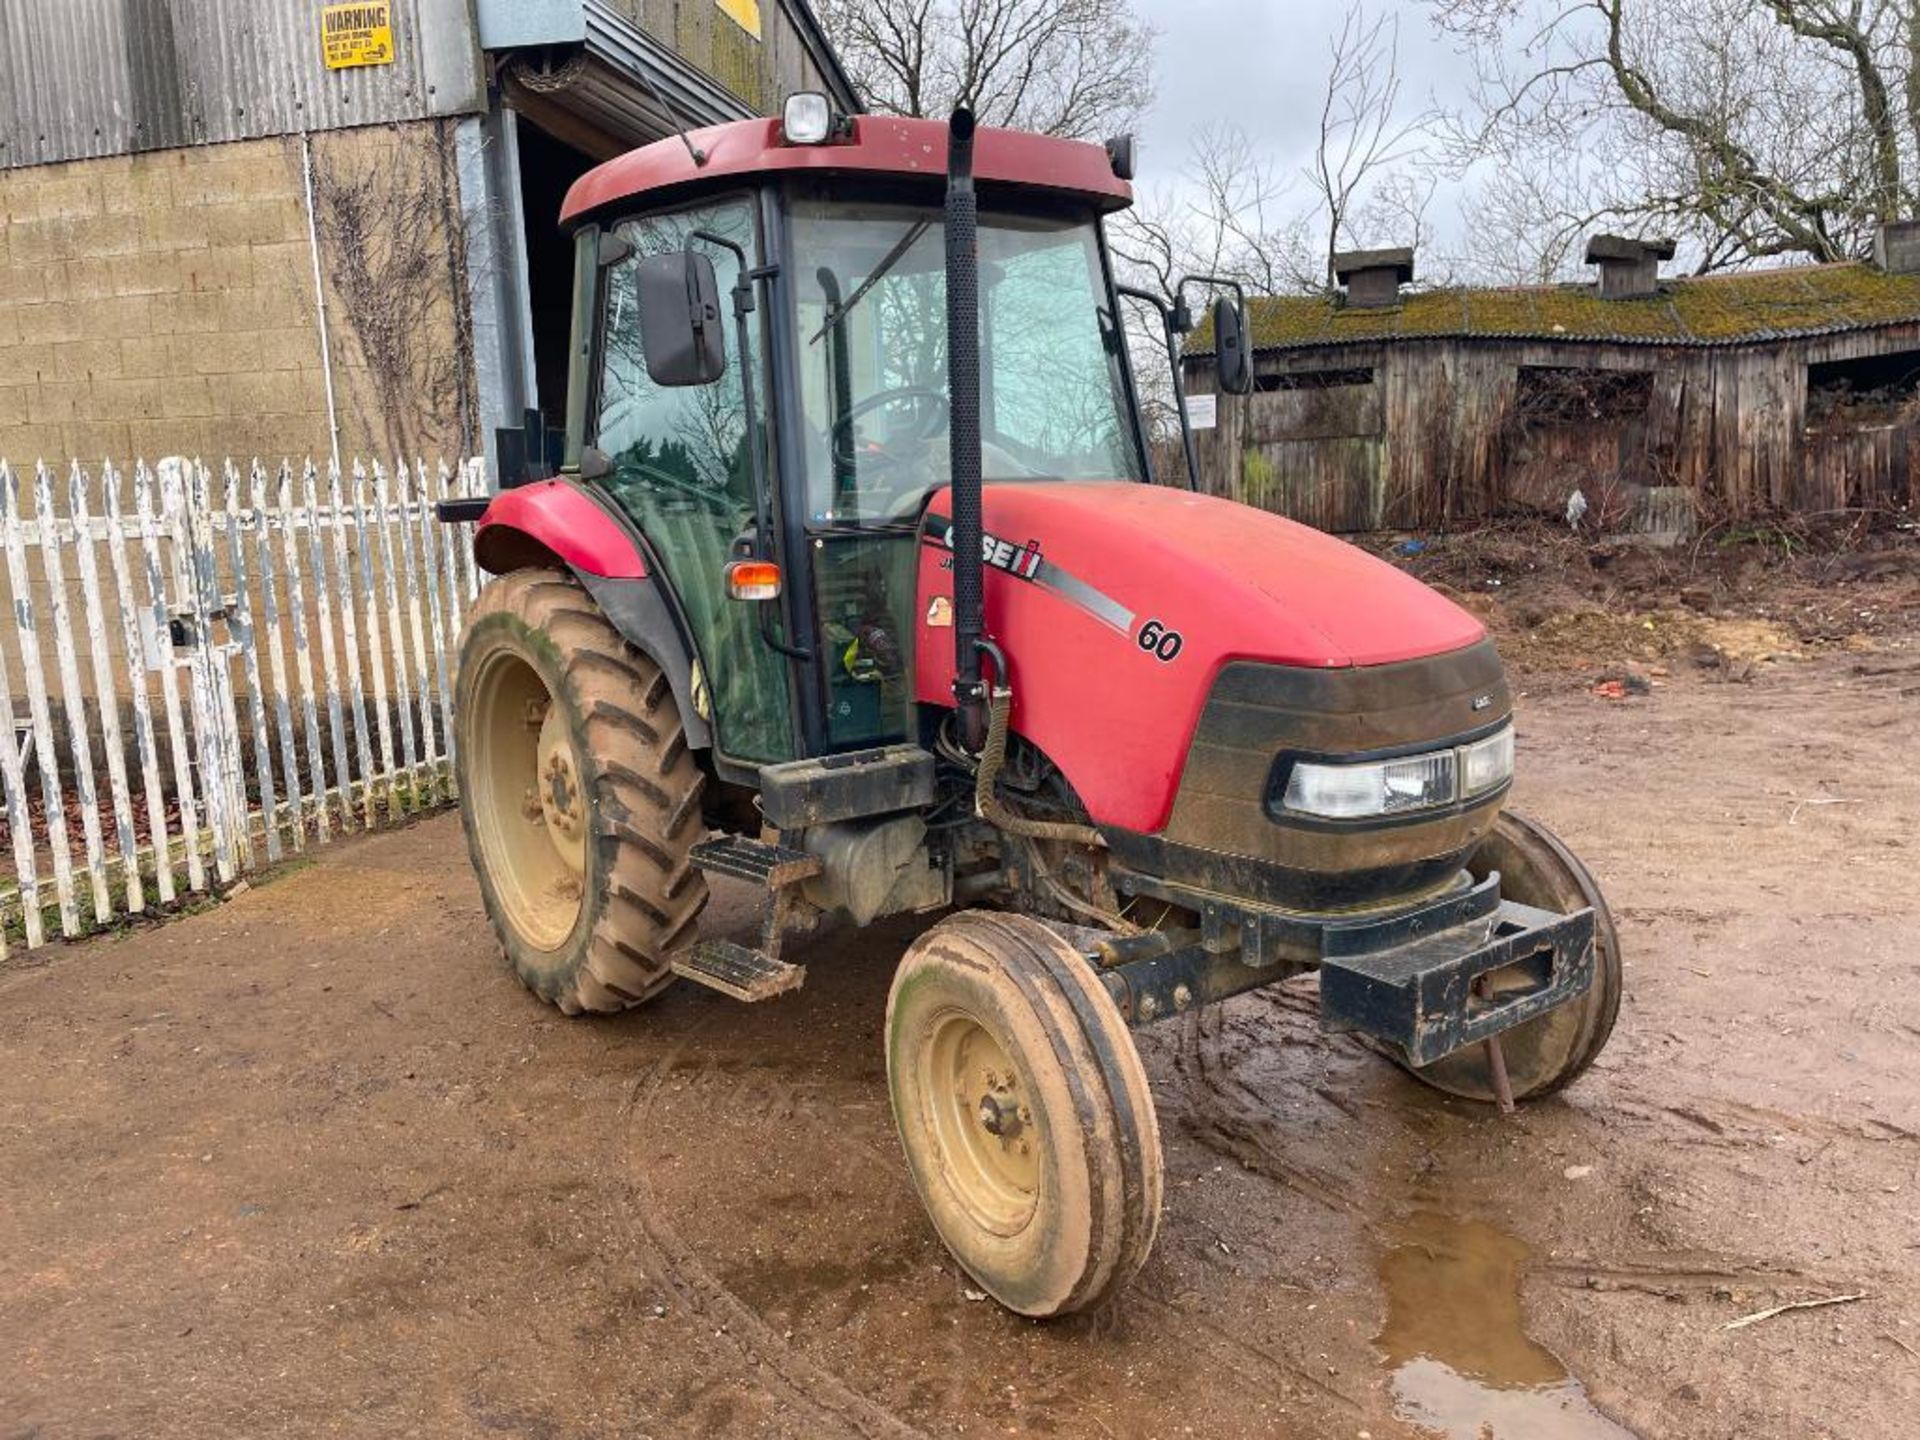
(594, 199, 793, 764)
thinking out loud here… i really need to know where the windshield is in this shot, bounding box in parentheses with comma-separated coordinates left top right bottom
(790, 200, 1142, 527)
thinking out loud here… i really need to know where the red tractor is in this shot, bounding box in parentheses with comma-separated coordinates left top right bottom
(444, 97, 1620, 1318)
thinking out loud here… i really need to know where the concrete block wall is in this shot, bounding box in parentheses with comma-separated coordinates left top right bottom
(0, 120, 476, 468)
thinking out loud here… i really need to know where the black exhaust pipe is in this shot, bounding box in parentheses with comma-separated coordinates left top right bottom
(944, 104, 988, 750)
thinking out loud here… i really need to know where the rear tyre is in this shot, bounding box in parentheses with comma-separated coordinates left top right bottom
(455, 568, 708, 1015)
(1400, 810, 1622, 1103)
(886, 911, 1162, 1317)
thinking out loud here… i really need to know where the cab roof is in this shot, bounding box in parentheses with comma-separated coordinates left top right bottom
(560, 114, 1133, 226)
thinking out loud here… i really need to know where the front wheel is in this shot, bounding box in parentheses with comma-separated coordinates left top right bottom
(1400, 810, 1622, 1103)
(886, 911, 1163, 1317)
(454, 568, 708, 1014)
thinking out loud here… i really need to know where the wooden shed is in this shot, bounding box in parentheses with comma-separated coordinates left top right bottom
(1181, 229, 1920, 532)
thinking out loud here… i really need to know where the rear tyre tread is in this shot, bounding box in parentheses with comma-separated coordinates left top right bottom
(456, 568, 708, 1015)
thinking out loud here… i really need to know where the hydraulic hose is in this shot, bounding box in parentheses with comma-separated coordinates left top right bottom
(974, 690, 1106, 848)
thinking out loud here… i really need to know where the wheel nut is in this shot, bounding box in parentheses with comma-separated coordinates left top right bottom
(1173, 983, 1193, 1012)
(1138, 994, 1159, 1020)
(977, 1093, 1022, 1139)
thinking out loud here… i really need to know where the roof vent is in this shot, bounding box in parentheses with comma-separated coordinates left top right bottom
(1332, 247, 1414, 309)
(1584, 234, 1674, 299)
(1874, 219, 1920, 274)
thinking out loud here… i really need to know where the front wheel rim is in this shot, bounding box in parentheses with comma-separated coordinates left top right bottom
(467, 646, 587, 952)
(919, 1009, 1041, 1236)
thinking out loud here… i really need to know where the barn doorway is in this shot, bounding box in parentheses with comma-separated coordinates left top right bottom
(512, 119, 599, 442)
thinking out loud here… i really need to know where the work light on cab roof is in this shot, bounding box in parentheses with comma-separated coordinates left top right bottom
(781, 91, 839, 145)
(444, 95, 1623, 1322)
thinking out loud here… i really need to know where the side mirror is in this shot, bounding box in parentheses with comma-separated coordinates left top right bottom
(1213, 295, 1255, 396)
(636, 250, 726, 386)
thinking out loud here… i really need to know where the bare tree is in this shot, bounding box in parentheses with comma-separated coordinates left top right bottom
(1310, 9, 1438, 284)
(1109, 124, 1319, 299)
(1436, 0, 1920, 273)
(1108, 9, 1437, 447)
(1115, 6, 1435, 310)
(1106, 129, 1318, 445)
(817, 0, 1155, 138)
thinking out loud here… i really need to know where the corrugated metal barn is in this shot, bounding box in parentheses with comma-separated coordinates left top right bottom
(0, 0, 857, 466)
(1181, 229, 1920, 532)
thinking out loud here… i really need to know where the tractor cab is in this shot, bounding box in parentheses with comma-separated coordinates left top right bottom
(540, 100, 1158, 774)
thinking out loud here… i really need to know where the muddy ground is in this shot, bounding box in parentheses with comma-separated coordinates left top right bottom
(4, 553, 1920, 1438)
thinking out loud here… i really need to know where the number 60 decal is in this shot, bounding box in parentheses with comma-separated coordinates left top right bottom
(1136, 618, 1183, 662)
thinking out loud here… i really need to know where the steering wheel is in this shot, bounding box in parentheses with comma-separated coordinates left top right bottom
(829, 386, 949, 472)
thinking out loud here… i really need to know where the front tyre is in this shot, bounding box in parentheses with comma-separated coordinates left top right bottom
(886, 911, 1163, 1317)
(454, 568, 708, 1014)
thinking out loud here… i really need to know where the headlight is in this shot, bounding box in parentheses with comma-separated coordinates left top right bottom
(1278, 724, 1512, 821)
(1460, 725, 1515, 797)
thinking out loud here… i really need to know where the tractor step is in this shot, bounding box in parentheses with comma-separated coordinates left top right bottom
(689, 835, 822, 889)
(671, 939, 806, 1002)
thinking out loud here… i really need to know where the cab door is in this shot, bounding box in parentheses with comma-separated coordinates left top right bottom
(591, 197, 796, 765)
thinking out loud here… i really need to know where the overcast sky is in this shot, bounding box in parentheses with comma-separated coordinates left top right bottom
(1128, 0, 1479, 249)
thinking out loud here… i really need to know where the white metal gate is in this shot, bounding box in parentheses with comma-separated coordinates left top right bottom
(0, 455, 487, 954)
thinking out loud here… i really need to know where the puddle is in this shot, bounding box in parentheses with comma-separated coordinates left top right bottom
(1376, 1211, 1636, 1439)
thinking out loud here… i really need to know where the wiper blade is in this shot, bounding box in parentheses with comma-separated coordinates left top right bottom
(808, 219, 931, 345)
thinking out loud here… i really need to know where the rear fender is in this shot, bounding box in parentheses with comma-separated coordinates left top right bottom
(473, 480, 648, 579)
(471, 481, 711, 751)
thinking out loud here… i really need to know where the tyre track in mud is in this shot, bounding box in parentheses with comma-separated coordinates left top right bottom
(1127, 1287, 1370, 1419)
(622, 970, 1389, 1434)
(1163, 988, 1372, 1216)
(1148, 992, 1388, 1418)
(614, 1031, 924, 1440)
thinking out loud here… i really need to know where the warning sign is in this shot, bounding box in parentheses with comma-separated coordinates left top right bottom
(716, 0, 762, 39)
(321, 2, 394, 70)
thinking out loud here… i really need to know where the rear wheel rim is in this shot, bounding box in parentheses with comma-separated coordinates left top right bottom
(919, 1008, 1040, 1236)
(467, 646, 586, 952)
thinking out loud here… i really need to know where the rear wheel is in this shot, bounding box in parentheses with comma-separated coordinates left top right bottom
(1401, 810, 1621, 1102)
(455, 568, 708, 1014)
(886, 911, 1162, 1317)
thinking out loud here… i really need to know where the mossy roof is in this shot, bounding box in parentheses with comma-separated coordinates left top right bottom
(1186, 262, 1920, 356)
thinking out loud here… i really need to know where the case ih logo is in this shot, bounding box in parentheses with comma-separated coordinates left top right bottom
(922, 516, 1141, 640)
(982, 532, 1045, 580)
(930, 522, 1044, 580)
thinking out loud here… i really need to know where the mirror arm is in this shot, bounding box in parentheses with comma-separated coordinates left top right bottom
(689, 228, 812, 662)
(1175, 273, 1248, 312)
(1116, 285, 1199, 493)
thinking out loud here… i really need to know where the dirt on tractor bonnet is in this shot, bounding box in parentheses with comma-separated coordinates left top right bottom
(3, 531, 1919, 1439)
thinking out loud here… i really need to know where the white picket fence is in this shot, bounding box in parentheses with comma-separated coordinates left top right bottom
(0, 454, 488, 955)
